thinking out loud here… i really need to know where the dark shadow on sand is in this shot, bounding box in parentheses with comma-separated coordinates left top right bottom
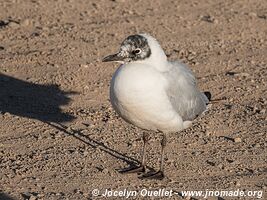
(0, 73, 141, 172)
(0, 192, 17, 200)
(0, 73, 75, 122)
(48, 122, 143, 170)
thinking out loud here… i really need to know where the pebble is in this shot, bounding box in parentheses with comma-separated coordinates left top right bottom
(201, 15, 218, 23)
(21, 19, 31, 26)
(21, 192, 32, 199)
(8, 21, 20, 28)
(234, 137, 242, 143)
(234, 72, 250, 77)
(102, 168, 109, 174)
(192, 151, 202, 156)
(248, 12, 257, 17)
(205, 197, 220, 200)
(235, 180, 241, 186)
(225, 71, 250, 77)
(37, 193, 45, 198)
(253, 143, 261, 148)
(66, 127, 74, 132)
(217, 163, 224, 169)
(260, 109, 266, 114)
(84, 85, 89, 90)
(80, 64, 89, 68)
(112, 0, 126, 2)
(29, 196, 37, 200)
(207, 160, 216, 166)
(56, 192, 63, 196)
(225, 71, 236, 76)
(74, 189, 83, 194)
(258, 15, 267, 19)
(0, 20, 8, 27)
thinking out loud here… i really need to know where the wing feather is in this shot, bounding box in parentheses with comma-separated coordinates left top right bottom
(165, 61, 208, 121)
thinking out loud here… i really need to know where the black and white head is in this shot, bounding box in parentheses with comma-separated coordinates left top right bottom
(102, 34, 166, 64)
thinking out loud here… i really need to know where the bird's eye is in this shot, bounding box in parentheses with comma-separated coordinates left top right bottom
(132, 48, 141, 55)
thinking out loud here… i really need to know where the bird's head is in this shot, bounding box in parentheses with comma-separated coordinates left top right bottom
(102, 34, 166, 64)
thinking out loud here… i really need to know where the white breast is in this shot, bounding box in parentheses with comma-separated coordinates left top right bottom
(110, 63, 184, 133)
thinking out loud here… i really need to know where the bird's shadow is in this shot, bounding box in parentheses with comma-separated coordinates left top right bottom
(0, 73, 75, 122)
(0, 73, 143, 173)
(47, 122, 143, 171)
(0, 192, 17, 200)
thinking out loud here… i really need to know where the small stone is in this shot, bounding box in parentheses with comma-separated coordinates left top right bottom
(202, 15, 218, 23)
(185, 196, 191, 200)
(253, 143, 261, 148)
(235, 180, 241, 186)
(37, 193, 45, 197)
(29, 196, 37, 200)
(213, 19, 219, 24)
(234, 72, 250, 77)
(260, 109, 266, 114)
(250, 60, 256, 64)
(205, 130, 212, 136)
(248, 12, 257, 17)
(21, 192, 31, 199)
(258, 15, 267, 19)
(112, 0, 126, 2)
(0, 20, 9, 27)
(225, 71, 236, 76)
(206, 197, 219, 200)
(8, 21, 20, 28)
(84, 85, 89, 90)
(21, 19, 31, 26)
(192, 151, 202, 156)
(234, 137, 242, 143)
(217, 163, 224, 169)
(66, 127, 73, 132)
(80, 64, 89, 68)
(207, 160, 216, 166)
(74, 189, 83, 194)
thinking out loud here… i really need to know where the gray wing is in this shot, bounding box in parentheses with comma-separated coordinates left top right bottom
(165, 61, 209, 121)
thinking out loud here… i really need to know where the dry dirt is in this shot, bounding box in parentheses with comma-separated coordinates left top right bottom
(0, 0, 266, 200)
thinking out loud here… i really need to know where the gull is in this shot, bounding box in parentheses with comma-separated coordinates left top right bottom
(102, 33, 211, 179)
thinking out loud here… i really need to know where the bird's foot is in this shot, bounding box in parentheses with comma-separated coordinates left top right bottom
(139, 170, 164, 180)
(117, 165, 146, 174)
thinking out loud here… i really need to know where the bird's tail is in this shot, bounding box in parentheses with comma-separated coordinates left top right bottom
(204, 91, 212, 101)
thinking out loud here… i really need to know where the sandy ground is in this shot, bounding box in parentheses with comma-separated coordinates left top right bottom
(0, 0, 267, 199)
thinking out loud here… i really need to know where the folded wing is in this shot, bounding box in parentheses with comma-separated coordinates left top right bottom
(165, 61, 209, 121)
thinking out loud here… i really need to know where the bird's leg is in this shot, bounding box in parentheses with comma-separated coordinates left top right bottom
(140, 133, 166, 180)
(141, 131, 149, 168)
(118, 132, 148, 174)
(159, 133, 167, 174)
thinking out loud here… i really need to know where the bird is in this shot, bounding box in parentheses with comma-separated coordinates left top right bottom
(102, 33, 210, 180)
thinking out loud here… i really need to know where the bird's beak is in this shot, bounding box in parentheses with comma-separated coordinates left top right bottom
(102, 52, 124, 62)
